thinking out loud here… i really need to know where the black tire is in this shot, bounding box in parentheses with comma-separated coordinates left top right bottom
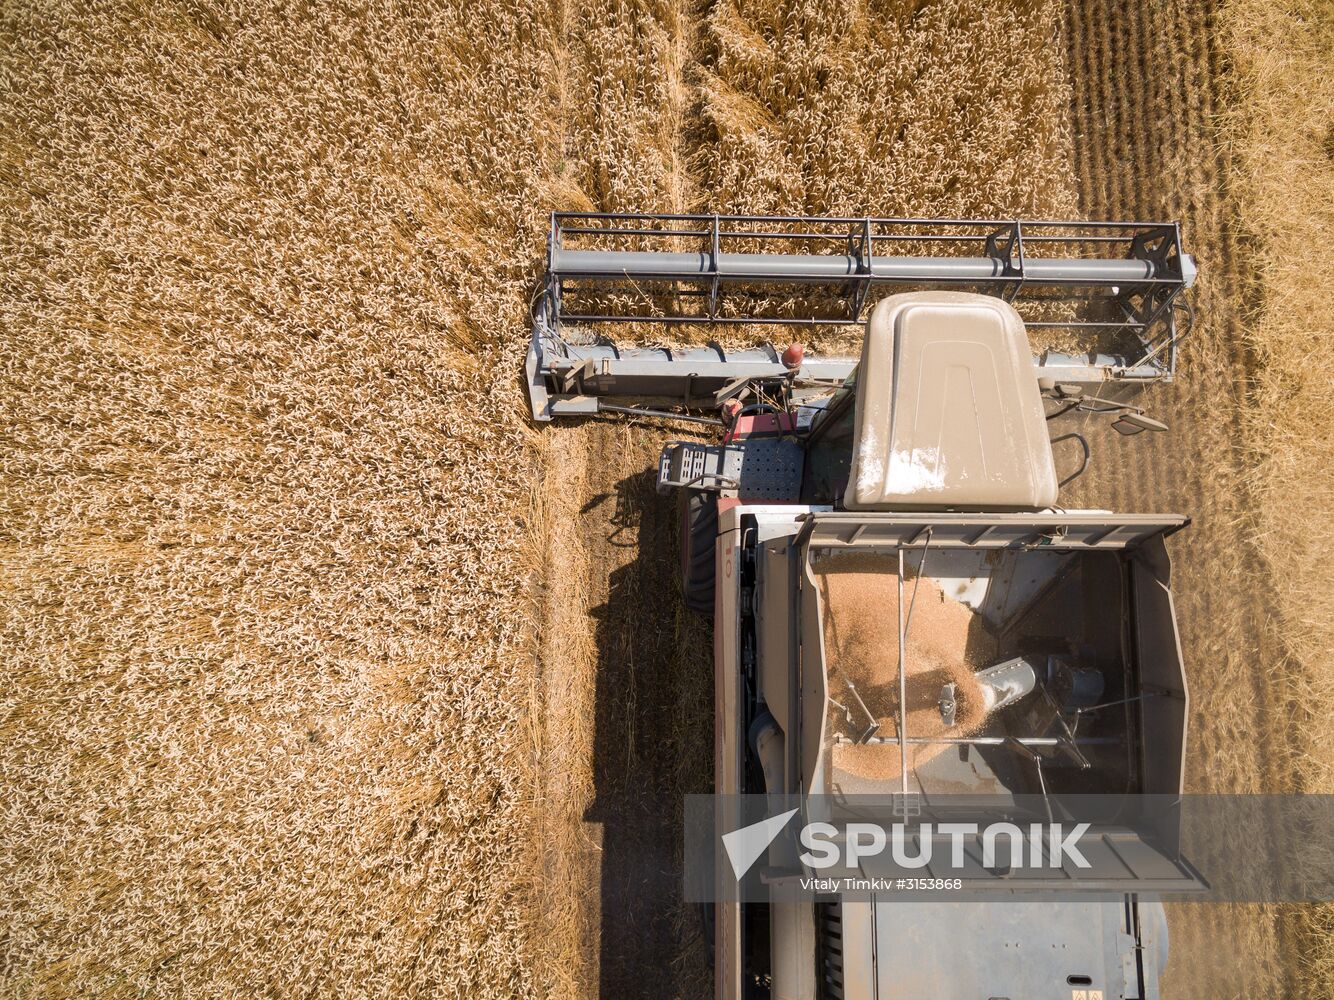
(681, 490, 717, 615)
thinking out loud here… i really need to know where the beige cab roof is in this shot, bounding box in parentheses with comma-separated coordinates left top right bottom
(844, 292, 1058, 512)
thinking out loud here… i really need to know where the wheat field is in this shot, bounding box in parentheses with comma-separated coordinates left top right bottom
(2, 0, 1329, 997)
(1, 2, 560, 994)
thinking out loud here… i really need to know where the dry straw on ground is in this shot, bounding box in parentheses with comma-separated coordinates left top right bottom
(1222, 0, 1334, 793)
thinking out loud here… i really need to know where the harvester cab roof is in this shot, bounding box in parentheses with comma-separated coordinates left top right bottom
(834, 291, 1058, 511)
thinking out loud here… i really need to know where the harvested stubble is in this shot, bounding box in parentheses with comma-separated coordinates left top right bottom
(1218, 0, 1334, 989)
(816, 553, 997, 782)
(1058, 0, 1329, 992)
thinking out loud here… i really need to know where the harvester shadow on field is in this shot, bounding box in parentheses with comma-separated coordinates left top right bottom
(581, 462, 713, 998)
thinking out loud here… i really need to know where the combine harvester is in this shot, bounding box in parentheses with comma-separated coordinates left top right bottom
(527, 213, 1204, 999)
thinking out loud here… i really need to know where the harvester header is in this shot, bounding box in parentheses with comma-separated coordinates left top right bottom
(525, 212, 1196, 421)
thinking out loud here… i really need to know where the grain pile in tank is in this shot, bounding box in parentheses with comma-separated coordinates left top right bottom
(814, 552, 998, 784)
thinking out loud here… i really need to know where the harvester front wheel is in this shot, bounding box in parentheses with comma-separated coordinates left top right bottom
(680, 490, 717, 615)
